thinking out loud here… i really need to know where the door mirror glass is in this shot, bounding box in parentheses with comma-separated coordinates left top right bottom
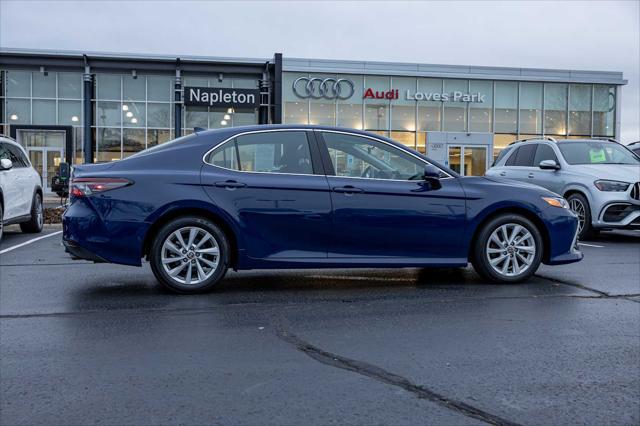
(0, 158, 12, 170)
(539, 159, 560, 170)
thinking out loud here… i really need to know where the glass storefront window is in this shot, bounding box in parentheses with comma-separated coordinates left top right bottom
(32, 99, 56, 124)
(519, 82, 542, 134)
(147, 103, 171, 128)
(337, 74, 363, 129)
(568, 84, 591, 135)
(32, 73, 56, 98)
(58, 73, 82, 99)
(469, 80, 493, 133)
(448, 146, 461, 174)
(310, 101, 335, 125)
(390, 131, 416, 150)
(97, 74, 121, 100)
(391, 77, 416, 132)
(233, 110, 258, 126)
(495, 82, 518, 133)
(96, 101, 121, 127)
(364, 76, 390, 131)
(147, 129, 172, 147)
(123, 75, 146, 101)
(416, 133, 426, 154)
(6, 71, 31, 97)
(592, 85, 615, 136)
(6, 99, 31, 124)
(284, 72, 309, 125)
(123, 128, 145, 157)
(493, 134, 517, 160)
(233, 78, 257, 89)
(417, 78, 442, 132)
(96, 128, 121, 162)
(185, 106, 208, 128)
(122, 102, 145, 127)
(147, 76, 172, 102)
(544, 83, 567, 135)
(443, 79, 468, 132)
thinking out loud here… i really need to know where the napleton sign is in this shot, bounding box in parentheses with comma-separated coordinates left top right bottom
(184, 87, 260, 107)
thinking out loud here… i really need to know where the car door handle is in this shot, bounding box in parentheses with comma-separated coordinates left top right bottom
(499, 172, 507, 176)
(333, 185, 364, 194)
(528, 173, 535, 178)
(214, 180, 247, 189)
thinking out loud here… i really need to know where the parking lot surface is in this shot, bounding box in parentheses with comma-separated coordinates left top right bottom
(1, 225, 639, 426)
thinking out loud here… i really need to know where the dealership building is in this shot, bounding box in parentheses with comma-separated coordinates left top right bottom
(0, 48, 626, 190)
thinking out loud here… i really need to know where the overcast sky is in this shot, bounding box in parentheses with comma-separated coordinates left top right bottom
(1, 0, 638, 142)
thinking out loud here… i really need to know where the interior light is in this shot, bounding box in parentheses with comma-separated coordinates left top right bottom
(122, 105, 129, 111)
(221, 120, 228, 126)
(224, 114, 231, 120)
(71, 116, 79, 122)
(131, 118, 138, 124)
(126, 111, 133, 118)
(10, 114, 18, 121)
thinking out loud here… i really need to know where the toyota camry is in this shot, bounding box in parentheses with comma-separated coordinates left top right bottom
(63, 125, 582, 293)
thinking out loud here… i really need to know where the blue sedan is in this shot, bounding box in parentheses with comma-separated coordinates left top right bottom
(63, 125, 582, 293)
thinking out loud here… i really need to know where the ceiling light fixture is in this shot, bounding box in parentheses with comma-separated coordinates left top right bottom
(220, 120, 228, 126)
(122, 105, 129, 111)
(10, 114, 18, 121)
(71, 116, 79, 122)
(224, 114, 231, 120)
(126, 111, 133, 118)
(131, 118, 138, 124)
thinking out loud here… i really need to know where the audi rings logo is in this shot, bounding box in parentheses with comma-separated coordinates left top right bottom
(293, 77, 355, 100)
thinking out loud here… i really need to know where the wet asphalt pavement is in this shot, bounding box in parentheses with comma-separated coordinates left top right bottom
(1, 225, 639, 426)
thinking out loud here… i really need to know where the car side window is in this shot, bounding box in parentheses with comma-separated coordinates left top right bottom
(505, 147, 519, 166)
(533, 144, 558, 166)
(322, 132, 425, 180)
(3, 144, 26, 168)
(0, 144, 10, 163)
(207, 131, 314, 175)
(493, 146, 513, 167)
(512, 144, 536, 167)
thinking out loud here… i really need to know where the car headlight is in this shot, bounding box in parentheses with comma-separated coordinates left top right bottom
(594, 180, 630, 191)
(542, 197, 570, 209)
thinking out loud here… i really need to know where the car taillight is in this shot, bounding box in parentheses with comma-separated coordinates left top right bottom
(70, 178, 132, 197)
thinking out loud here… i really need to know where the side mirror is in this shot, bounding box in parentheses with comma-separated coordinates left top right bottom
(0, 158, 13, 171)
(539, 159, 560, 170)
(422, 165, 442, 190)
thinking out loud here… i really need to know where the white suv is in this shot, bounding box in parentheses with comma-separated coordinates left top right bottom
(0, 135, 44, 240)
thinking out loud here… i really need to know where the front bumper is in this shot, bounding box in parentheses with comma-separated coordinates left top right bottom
(591, 184, 640, 229)
(542, 206, 583, 266)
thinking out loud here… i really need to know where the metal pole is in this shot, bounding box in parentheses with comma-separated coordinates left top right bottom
(82, 55, 93, 164)
(174, 59, 182, 138)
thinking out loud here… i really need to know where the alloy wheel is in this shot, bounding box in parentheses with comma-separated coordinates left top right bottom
(568, 198, 586, 235)
(485, 223, 537, 277)
(36, 197, 43, 228)
(160, 226, 220, 285)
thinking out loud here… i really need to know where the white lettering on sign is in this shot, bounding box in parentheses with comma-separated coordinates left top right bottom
(187, 88, 257, 106)
(406, 90, 485, 103)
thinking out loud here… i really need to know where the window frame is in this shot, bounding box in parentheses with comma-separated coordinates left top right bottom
(202, 129, 324, 176)
(316, 129, 452, 181)
(532, 143, 559, 167)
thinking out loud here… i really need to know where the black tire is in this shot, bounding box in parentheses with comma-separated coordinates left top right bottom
(471, 213, 543, 283)
(149, 216, 230, 294)
(20, 192, 44, 234)
(566, 193, 593, 240)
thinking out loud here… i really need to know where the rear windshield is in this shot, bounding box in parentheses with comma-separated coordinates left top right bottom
(126, 134, 197, 159)
(558, 141, 639, 165)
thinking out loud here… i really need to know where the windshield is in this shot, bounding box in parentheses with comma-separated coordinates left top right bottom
(557, 141, 640, 165)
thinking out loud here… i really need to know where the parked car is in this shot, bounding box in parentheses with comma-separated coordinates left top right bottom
(0, 135, 44, 241)
(627, 141, 640, 156)
(63, 125, 582, 293)
(487, 137, 640, 239)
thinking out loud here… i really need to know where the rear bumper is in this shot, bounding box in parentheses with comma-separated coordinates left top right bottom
(63, 238, 107, 263)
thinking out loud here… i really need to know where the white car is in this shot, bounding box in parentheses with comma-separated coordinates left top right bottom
(0, 135, 44, 240)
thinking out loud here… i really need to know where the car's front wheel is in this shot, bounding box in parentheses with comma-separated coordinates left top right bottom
(150, 216, 229, 294)
(20, 192, 44, 234)
(566, 193, 592, 240)
(472, 214, 543, 283)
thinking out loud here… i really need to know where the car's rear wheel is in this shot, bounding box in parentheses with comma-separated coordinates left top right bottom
(150, 216, 229, 294)
(20, 192, 44, 234)
(471, 214, 543, 283)
(566, 193, 592, 240)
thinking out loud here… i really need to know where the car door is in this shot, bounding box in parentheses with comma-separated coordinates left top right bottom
(528, 143, 564, 194)
(201, 129, 333, 260)
(317, 130, 467, 261)
(0, 143, 23, 220)
(7, 144, 35, 216)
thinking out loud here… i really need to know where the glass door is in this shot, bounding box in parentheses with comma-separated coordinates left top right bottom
(448, 145, 488, 176)
(28, 148, 63, 193)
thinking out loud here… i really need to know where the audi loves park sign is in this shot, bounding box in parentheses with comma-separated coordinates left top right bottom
(292, 77, 485, 103)
(184, 87, 260, 108)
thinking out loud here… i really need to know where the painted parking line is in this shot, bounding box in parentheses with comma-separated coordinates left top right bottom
(0, 231, 63, 255)
(578, 242, 605, 248)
